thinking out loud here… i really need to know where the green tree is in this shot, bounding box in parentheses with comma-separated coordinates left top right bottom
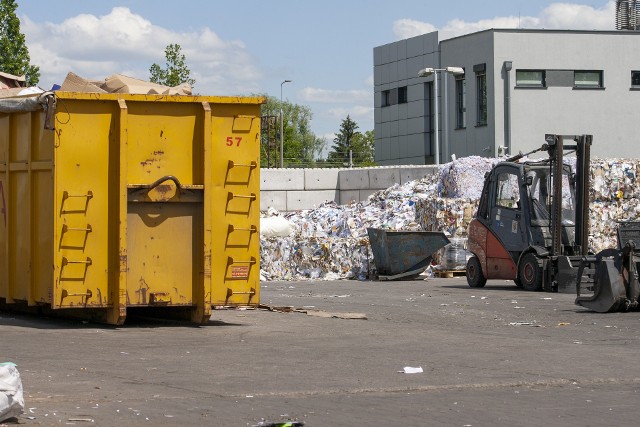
(351, 129, 375, 166)
(0, 0, 40, 86)
(259, 95, 326, 168)
(149, 44, 195, 87)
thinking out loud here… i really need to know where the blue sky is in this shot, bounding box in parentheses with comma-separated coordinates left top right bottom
(16, 1, 615, 146)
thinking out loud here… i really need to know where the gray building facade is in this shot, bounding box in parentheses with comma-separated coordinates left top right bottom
(374, 29, 640, 165)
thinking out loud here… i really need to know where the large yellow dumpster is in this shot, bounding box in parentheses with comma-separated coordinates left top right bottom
(0, 92, 263, 324)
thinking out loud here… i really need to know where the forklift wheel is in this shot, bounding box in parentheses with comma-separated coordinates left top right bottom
(466, 255, 487, 288)
(518, 253, 543, 292)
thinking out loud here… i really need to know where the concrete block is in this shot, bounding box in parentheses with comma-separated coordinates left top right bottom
(369, 168, 401, 189)
(339, 169, 370, 190)
(287, 190, 338, 211)
(339, 190, 361, 205)
(304, 168, 340, 190)
(260, 169, 304, 191)
(260, 191, 287, 212)
(400, 166, 439, 184)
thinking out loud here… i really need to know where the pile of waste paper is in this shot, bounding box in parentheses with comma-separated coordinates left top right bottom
(259, 157, 495, 281)
(260, 156, 640, 282)
(259, 178, 436, 281)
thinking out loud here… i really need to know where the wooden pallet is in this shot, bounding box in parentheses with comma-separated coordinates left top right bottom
(434, 269, 466, 278)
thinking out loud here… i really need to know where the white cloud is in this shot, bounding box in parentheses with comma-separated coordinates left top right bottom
(326, 105, 373, 120)
(393, 1, 616, 40)
(299, 87, 370, 104)
(21, 7, 261, 94)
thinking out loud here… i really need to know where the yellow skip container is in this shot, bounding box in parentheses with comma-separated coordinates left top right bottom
(0, 92, 263, 324)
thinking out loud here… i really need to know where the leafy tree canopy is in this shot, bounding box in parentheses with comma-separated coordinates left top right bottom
(259, 95, 326, 168)
(0, 0, 40, 86)
(149, 43, 195, 87)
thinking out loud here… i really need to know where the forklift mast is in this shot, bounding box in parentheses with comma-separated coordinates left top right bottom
(545, 134, 591, 258)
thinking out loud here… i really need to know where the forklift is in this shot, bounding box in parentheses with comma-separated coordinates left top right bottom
(465, 134, 591, 293)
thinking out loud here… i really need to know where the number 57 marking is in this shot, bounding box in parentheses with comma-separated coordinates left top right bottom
(226, 136, 242, 147)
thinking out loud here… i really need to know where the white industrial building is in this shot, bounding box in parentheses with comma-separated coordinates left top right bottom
(373, 28, 640, 165)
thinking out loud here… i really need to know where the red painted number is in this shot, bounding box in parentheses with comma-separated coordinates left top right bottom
(226, 136, 242, 147)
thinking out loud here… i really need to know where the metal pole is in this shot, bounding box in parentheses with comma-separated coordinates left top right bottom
(280, 80, 291, 168)
(433, 71, 440, 165)
(443, 72, 449, 162)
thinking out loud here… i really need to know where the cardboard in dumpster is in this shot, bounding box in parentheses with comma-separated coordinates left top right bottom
(0, 71, 26, 89)
(60, 72, 107, 93)
(58, 72, 192, 95)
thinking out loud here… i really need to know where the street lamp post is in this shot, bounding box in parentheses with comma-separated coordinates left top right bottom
(280, 80, 292, 168)
(418, 67, 464, 165)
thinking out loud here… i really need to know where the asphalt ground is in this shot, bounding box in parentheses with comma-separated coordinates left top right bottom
(2, 277, 640, 426)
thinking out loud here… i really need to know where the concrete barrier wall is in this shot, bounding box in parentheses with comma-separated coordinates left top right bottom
(260, 166, 438, 211)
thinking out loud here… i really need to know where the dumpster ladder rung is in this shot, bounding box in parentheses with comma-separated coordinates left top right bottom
(228, 160, 257, 169)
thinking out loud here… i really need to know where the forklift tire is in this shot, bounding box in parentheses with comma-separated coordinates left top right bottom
(518, 253, 543, 292)
(466, 255, 487, 288)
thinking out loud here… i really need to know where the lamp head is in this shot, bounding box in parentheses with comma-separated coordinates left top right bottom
(445, 67, 464, 75)
(418, 67, 435, 77)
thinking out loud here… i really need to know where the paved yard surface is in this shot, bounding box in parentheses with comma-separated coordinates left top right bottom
(2, 277, 640, 426)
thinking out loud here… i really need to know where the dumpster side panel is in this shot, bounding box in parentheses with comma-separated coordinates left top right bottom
(31, 113, 54, 305)
(0, 114, 7, 302)
(210, 103, 261, 306)
(0, 111, 53, 305)
(54, 100, 116, 309)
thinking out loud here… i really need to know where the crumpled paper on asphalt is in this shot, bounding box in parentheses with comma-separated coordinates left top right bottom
(261, 156, 640, 281)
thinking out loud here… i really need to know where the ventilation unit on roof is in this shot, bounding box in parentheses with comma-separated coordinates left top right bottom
(617, 0, 640, 30)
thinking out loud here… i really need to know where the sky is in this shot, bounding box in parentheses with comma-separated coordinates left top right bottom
(15, 0, 616, 150)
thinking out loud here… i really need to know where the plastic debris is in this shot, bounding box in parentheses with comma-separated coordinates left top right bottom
(400, 366, 424, 374)
(0, 362, 24, 422)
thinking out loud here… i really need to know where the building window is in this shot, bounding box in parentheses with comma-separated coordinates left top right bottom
(398, 86, 407, 104)
(382, 90, 390, 107)
(476, 71, 487, 126)
(455, 75, 466, 129)
(632, 71, 640, 87)
(574, 70, 603, 88)
(516, 70, 546, 87)
(382, 87, 406, 107)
